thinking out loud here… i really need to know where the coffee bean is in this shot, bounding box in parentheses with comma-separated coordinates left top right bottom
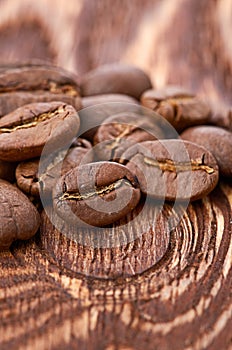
(0, 160, 17, 182)
(0, 60, 63, 71)
(53, 161, 141, 227)
(141, 85, 194, 103)
(93, 112, 164, 161)
(0, 179, 40, 250)
(206, 100, 232, 131)
(70, 137, 92, 149)
(80, 64, 152, 99)
(16, 138, 93, 197)
(0, 62, 81, 116)
(16, 159, 40, 197)
(42, 140, 94, 196)
(120, 140, 219, 201)
(0, 62, 80, 95)
(0, 91, 82, 117)
(81, 93, 138, 109)
(141, 87, 211, 131)
(181, 126, 232, 177)
(0, 101, 80, 162)
(79, 101, 141, 142)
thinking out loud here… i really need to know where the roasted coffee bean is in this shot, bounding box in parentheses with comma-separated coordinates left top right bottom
(181, 126, 232, 177)
(53, 161, 141, 227)
(80, 64, 152, 99)
(0, 101, 80, 162)
(93, 112, 164, 161)
(16, 159, 40, 197)
(206, 101, 232, 131)
(16, 139, 93, 197)
(0, 62, 81, 116)
(81, 93, 138, 109)
(141, 87, 211, 131)
(141, 85, 195, 102)
(0, 91, 82, 117)
(70, 137, 92, 149)
(0, 179, 40, 250)
(79, 101, 143, 142)
(0, 160, 17, 182)
(0, 61, 67, 71)
(120, 140, 219, 201)
(0, 62, 80, 95)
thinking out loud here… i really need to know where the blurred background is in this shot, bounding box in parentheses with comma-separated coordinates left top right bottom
(0, 0, 232, 104)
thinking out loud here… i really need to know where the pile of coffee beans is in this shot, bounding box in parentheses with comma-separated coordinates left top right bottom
(0, 62, 231, 250)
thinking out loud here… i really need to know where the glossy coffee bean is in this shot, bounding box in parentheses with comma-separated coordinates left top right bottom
(141, 86, 194, 102)
(93, 112, 164, 161)
(181, 126, 232, 177)
(16, 139, 93, 197)
(53, 161, 141, 227)
(201, 99, 232, 133)
(120, 140, 219, 201)
(0, 61, 80, 94)
(16, 159, 40, 197)
(80, 64, 152, 99)
(81, 93, 138, 109)
(0, 101, 80, 162)
(0, 62, 81, 116)
(0, 179, 40, 250)
(0, 91, 82, 117)
(0, 160, 17, 182)
(79, 100, 141, 142)
(141, 87, 211, 131)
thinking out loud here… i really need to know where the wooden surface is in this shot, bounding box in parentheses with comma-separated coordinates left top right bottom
(0, 1, 232, 349)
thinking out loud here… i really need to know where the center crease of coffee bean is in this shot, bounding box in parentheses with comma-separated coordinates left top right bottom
(0, 106, 66, 133)
(143, 156, 214, 174)
(158, 97, 193, 119)
(0, 81, 78, 96)
(48, 82, 78, 96)
(159, 97, 193, 107)
(58, 178, 133, 201)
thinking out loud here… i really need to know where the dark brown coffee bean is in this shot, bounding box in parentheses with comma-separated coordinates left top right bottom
(141, 85, 194, 102)
(120, 140, 219, 201)
(80, 64, 152, 99)
(0, 101, 80, 162)
(141, 87, 211, 131)
(206, 101, 232, 131)
(181, 126, 232, 177)
(53, 161, 141, 227)
(40, 138, 93, 197)
(0, 160, 17, 182)
(93, 112, 164, 161)
(0, 91, 82, 117)
(16, 159, 40, 197)
(81, 93, 138, 109)
(16, 139, 93, 197)
(0, 60, 63, 71)
(79, 101, 143, 142)
(0, 63, 81, 116)
(0, 179, 40, 250)
(0, 62, 80, 95)
(70, 137, 92, 149)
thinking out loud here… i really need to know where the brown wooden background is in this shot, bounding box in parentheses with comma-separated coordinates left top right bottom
(0, 0, 231, 349)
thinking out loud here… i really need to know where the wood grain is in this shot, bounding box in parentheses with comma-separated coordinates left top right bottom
(0, 0, 231, 349)
(0, 182, 231, 349)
